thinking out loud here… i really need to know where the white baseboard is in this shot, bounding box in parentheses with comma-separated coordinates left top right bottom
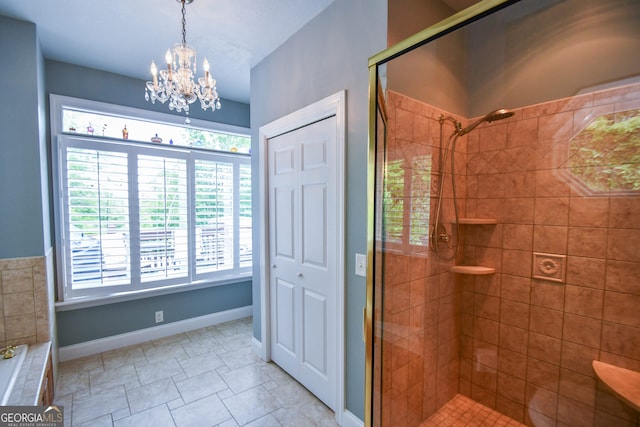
(341, 410, 364, 427)
(251, 336, 265, 361)
(58, 305, 252, 362)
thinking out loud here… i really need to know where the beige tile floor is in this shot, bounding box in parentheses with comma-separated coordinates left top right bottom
(54, 317, 338, 427)
(421, 394, 526, 427)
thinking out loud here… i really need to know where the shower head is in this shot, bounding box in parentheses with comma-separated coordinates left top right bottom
(485, 109, 515, 122)
(457, 108, 514, 136)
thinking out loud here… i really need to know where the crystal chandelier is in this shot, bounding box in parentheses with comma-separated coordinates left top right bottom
(145, 0, 221, 123)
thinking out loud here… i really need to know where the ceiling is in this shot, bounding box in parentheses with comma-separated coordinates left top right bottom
(0, 0, 335, 104)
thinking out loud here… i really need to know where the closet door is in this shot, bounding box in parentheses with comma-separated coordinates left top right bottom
(268, 115, 337, 410)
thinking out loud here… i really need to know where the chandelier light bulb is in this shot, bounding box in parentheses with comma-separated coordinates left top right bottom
(203, 58, 211, 87)
(144, 0, 221, 116)
(150, 61, 158, 87)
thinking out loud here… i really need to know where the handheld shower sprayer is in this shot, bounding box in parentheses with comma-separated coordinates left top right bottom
(431, 108, 514, 259)
(458, 109, 514, 136)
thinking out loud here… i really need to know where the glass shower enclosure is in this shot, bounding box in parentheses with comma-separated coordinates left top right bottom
(366, 0, 640, 426)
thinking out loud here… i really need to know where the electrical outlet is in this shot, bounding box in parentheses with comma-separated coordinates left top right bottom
(155, 310, 164, 323)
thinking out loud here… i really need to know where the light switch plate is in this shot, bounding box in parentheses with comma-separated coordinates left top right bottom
(355, 253, 366, 277)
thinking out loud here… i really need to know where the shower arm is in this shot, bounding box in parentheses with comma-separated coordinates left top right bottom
(439, 114, 462, 135)
(439, 115, 485, 137)
(457, 116, 486, 136)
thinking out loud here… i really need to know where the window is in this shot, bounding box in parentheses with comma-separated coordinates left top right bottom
(568, 107, 640, 194)
(52, 95, 251, 302)
(383, 159, 405, 243)
(61, 107, 250, 153)
(382, 155, 432, 249)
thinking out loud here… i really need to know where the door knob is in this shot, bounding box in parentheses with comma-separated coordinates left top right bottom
(272, 264, 276, 268)
(298, 272, 303, 278)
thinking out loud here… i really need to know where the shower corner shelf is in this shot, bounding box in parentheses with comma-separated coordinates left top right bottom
(449, 266, 496, 275)
(592, 360, 640, 412)
(451, 218, 498, 225)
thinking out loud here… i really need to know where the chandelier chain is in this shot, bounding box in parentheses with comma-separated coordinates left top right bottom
(181, 0, 187, 46)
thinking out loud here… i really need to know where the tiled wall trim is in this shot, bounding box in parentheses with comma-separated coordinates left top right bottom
(0, 254, 53, 348)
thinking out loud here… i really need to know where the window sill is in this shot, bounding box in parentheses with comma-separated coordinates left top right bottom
(55, 273, 252, 312)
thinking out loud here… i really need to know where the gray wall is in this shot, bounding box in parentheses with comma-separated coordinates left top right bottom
(383, 0, 640, 118)
(386, 0, 472, 117)
(467, 0, 640, 116)
(250, 0, 387, 420)
(57, 281, 252, 346)
(0, 15, 49, 258)
(46, 60, 250, 129)
(388, 0, 457, 46)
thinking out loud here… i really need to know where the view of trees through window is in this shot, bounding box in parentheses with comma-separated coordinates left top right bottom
(569, 108, 640, 193)
(383, 155, 432, 247)
(383, 159, 404, 243)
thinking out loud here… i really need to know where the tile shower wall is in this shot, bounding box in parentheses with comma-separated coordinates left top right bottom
(461, 83, 640, 427)
(0, 253, 55, 348)
(378, 91, 464, 426)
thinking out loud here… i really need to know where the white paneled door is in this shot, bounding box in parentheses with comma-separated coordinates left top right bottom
(268, 116, 337, 410)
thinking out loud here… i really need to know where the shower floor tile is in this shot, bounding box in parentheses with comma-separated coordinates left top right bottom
(421, 394, 526, 427)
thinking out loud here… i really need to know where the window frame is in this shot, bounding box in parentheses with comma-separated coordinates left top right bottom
(51, 94, 251, 307)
